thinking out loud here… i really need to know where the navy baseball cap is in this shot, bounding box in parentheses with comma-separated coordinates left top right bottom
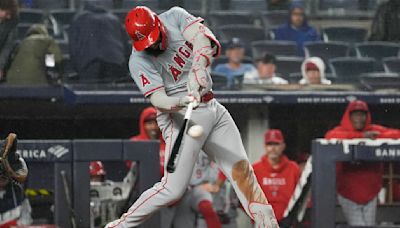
(227, 37, 244, 49)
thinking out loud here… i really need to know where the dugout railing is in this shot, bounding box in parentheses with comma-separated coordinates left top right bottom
(17, 140, 160, 228)
(312, 139, 400, 228)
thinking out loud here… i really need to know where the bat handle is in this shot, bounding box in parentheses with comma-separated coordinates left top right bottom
(184, 102, 194, 120)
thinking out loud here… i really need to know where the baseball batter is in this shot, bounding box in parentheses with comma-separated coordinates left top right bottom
(105, 6, 278, 228)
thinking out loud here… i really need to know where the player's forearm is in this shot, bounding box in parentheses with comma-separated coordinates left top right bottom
(149, 90, 191, 112)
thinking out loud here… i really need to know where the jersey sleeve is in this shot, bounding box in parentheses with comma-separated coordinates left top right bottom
(129, 55, 164, 97)
(169, 7, 204, 34)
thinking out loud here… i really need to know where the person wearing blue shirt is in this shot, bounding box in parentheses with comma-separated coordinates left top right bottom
(273, 1, 319, 56)
(213, 38, 256, 87)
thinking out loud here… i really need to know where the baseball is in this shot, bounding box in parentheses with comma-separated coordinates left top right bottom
(188, 125, 204, 138)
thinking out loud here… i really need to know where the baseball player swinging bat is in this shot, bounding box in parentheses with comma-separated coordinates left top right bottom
(167, 102, 194, 173)
(105, 6, 279, 228)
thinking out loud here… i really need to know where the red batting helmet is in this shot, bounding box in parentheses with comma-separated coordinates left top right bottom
(90, 161, 106, 176)
(125, 6, 168, 51)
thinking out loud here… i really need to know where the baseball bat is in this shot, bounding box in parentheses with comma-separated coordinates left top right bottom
(166, 102, 194, 173)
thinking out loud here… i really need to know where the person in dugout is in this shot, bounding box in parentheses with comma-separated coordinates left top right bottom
(212, 129, 300, 227)
(325, 100, 400, 226)
(252, 129, 300, 227)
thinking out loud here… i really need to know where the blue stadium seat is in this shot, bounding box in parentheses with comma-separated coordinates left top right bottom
(183, 0, 202, 10)
(50, 10, 76, 27)
(360, 72, 400, 90)
(56, 40, 69, 55)
(329, 57, 376, 84)
(275, 56, 303, 79)
(383, 57, 400, 73)
(319, 0, 359, 11)
(122, 0, 159, 9)
(209, 11, 255, 27)
(210, 72, 229, 90)
(251, 40, 297, 58)
(16, 23, 32, 40)
(319, 0, 377, 11)
(322, 27, 368, 43)
(218, 25, 265, 50)
(260, 11, 288, 29)
(19, 9, 44, 24)
(229, 0, 267, 11)
(304, 41, 350, 64)
(111, 9, 130, 23)
(355, 42, 400, 62)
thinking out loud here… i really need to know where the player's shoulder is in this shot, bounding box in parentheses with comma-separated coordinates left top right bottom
(159, 6, 190, 20)
(128, 50, 156, 72)
(163, 6, 188, 15)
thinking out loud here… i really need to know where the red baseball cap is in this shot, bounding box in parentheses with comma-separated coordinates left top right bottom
(265, 129, 284, 144)
(305, 62, 319, 71)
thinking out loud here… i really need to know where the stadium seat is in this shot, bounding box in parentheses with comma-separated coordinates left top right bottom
(50, 10, 76, 27)
(29, 0, 68, 9)
(355, 42, 400, 62)
(62, 54, 78, 81)
(122, 0, 159, 9)
(19, 9, 44, 24)
(229, 0, 267, 11)
(84, 0, 114, 8)
(56, 40, 69, 55)
(111, 9, 130, 23)
(275, 56, 303, 79)
(210, 72, 229, 90)
(319, 0, 377, 11)
(360, 72, 400, 90)
(183, 0, 203, 11)
(211, 55, 254, 70)
(17, 23, 32, 40)
(322, 27, 368, 43)
(260, 11, 288, 29)
(209, 11, 255, 27)
(218, 25, 265, 43)
(383, 57, 400, 73)
(329, 57, 376, 83)
(304, 41, 350, 63)
(251, 40, 297, 58)
(319, 0, 359, 11)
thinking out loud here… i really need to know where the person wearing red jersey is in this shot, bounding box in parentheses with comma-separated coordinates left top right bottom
(211, 129, 299, 226)
(325, 100, 400, 226)
(126, 106, 166, 176)
(252, 129, 300, 226)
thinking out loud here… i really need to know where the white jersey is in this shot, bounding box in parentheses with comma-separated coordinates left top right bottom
(190, 151, 219, 186)
(129, 7, 212, 97)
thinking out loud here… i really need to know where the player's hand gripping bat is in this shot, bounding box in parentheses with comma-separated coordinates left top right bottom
(166, 102, 194, 173)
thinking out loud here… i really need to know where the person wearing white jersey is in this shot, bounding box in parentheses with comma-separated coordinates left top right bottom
(105, 6, 279, 228)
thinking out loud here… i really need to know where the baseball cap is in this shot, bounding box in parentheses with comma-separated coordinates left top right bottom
(227, 37, 244, 49)
(144, 113, 157, 122)
(305, 62, 319, 71)
(348, 100, 369, 113)
(265, 129, 284, 144)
